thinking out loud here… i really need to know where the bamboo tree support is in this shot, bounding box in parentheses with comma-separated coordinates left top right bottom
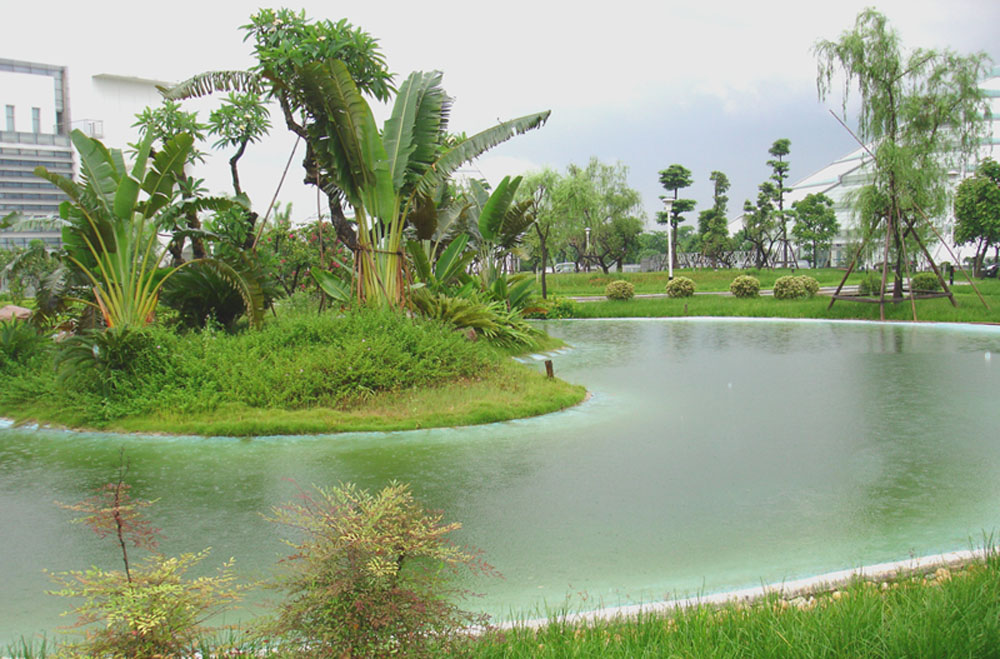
(825, 110, 986, 316)
(252, 135, 301, 251)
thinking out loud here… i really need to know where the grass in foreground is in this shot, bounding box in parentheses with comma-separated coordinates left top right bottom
(8, 553, 1000, 657)
(472, 554, 1000, 658)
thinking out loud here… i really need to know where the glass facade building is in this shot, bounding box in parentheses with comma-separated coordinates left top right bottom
(0, 58, 72, 250)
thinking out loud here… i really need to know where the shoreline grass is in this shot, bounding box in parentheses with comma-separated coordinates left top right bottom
(470, 547, 1000, 658)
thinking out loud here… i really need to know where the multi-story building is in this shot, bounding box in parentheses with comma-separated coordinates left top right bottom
(0, 58, 73, 250)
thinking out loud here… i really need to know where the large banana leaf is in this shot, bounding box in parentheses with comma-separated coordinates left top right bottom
(293, 60, 380, 211)
(383, 71, 450, 194)
(140, 133, 194, 218)
(478, 176, 522, 242)
(70, 131, 120, 220)
(411, 111, 550, 199)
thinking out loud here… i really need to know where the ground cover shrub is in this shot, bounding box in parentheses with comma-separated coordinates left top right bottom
(198, 306, 499, 409)
(0, 319, 48, 372)
(729, 275, 760, 298)
(410, 289, 539, 347)
(522, 297, 577, 320)
(797, 275, 820, 296)
(259, 481, 495, 658)
(665, 276, 695, 298)
(773, 275, 806, 300)
(49, 456, 242, 658)
(604, 280, 635, 300)
(912, 272, 941, 291)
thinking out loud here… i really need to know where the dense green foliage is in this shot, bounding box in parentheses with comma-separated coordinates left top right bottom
(729, 275, 761, 298)
(0, 308, 501, 427)
(604, 280, 635, 301)
(954, 158, 1000, 276)
(665, 276, 695, 298)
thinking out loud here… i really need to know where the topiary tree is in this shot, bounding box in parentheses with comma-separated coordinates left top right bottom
(605, 280, 635, 300)
(665, 276, 695, 298)
(730, 275, 761, 298)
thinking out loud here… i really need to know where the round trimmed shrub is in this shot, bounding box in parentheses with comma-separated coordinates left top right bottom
(773, 275, 806, 300)
(665, 276, 695, 298)
(730, 275, 761, 298)
(911, 272, 941, 292)
(858, 272, 882, 296)
(796, 275, 820, 297)
(605, 280, 635, 301)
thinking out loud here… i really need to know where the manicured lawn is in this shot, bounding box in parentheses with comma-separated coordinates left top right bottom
(541, 268, 866, 296)
(559, 277, 1000, 324)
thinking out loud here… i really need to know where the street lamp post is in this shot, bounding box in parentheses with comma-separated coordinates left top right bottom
(584, 226, 591, 272)
(662, 197, 674, 280)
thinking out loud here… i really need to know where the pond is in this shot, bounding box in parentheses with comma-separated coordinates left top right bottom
(2, 318, 1000, 644)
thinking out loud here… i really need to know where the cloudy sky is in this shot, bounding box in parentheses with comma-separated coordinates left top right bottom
(8, 0, 1000, 229)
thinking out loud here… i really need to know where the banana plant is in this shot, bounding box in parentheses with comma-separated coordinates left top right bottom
(33, 130, 259, 329)
(291, 60, 549, 308)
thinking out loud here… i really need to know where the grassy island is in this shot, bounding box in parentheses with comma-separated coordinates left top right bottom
(0, 306, 584, 436)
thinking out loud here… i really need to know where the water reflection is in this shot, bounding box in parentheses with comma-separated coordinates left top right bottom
(2, 319, 1000, 643)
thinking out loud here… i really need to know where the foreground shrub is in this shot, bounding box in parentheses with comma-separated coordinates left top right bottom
(605, 280, 635, 301)
(797, 275, 820, 297)
(260, 482, 495, 658)
(912, 272, 941, 292)
(665, 276, 695, 298)
(773, 275, 806, 300)
(49, 457, 242, 658)
(729, 275, 760, 298)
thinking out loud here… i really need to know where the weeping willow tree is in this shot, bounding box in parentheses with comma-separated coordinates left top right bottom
(815, 8, 992, 312)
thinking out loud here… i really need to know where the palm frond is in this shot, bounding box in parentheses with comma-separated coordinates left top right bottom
(158, 70, 264, 100)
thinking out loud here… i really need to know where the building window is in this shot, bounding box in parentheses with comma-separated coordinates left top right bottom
(32, 107, 41, 134)
(4, 105, 13, 132)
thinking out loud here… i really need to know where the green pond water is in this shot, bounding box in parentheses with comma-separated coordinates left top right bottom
(2, 318, 1000, 644)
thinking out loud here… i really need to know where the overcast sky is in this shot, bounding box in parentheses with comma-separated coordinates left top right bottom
(8, 0, 1000, 229)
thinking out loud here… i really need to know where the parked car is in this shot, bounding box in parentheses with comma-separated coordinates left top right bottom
(553, 262, 575, 273)
(983, 263, 998, 278)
